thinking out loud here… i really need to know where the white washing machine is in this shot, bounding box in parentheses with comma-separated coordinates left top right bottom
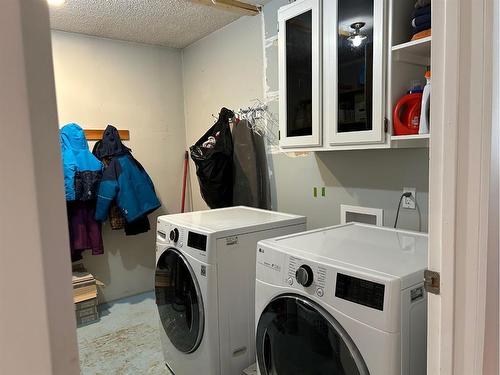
(255, 223, 428, 375)
(155, 206, 306, 375)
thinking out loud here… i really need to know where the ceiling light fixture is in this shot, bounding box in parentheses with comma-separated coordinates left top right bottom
(47, 0, 65, 6)
(347, 22, 367, 47)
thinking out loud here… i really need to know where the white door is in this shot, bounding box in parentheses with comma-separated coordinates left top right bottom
(324, 0, 386, 145)
(427, 0, 496, 374)
(278, 0, 322, 149)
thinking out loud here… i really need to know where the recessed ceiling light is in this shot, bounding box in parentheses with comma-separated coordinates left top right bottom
(47, 0, 65, 6)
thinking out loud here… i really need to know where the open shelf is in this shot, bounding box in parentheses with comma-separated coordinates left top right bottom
(390, 133, 430, 148)
(392, 36, 431, 66)
(390, 133, 430, 141)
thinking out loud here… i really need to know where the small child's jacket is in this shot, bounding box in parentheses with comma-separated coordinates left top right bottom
(60, 123, 103, 201)
(94, 125, 160, 223)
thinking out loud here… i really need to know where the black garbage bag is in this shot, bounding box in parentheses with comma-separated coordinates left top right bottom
(190, 107, 234, 208)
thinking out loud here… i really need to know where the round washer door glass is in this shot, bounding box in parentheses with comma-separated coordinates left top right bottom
(256, 294, 369, 375)
(155, 248, 204, 353)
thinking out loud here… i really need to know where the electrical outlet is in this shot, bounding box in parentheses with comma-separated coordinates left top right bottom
(402, 188, 416, 209)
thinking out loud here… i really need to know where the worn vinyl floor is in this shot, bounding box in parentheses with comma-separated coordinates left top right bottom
(77, 291, 172, 375)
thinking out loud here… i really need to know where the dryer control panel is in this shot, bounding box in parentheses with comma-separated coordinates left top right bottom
(156, 218, 213, 263)
(156, 220, 186, 248)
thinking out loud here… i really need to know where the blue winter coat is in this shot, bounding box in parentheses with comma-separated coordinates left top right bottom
(95, 154, 161, 223)
(60, 123, 103, 201)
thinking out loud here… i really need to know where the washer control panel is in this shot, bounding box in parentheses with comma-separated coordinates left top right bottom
(287, 256, 327, 298)
(295, 264, 314, 287)
(169, 228, 180, 242)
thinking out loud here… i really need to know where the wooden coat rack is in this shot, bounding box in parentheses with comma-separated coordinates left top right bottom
(84, 129, 130, 141)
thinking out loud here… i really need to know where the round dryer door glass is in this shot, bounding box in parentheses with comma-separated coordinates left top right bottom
(256, 294, 369, 375)
(155, 248, 204, 353)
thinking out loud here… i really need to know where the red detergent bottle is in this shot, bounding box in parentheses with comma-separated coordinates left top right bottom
(393, 82, 423, 135)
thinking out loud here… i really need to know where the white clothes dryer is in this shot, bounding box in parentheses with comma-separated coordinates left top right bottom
(255, 223, 428, 375)
(155, 206, 306, 375)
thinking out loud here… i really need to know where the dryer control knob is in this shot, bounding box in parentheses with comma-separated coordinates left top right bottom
(169, 228, 179, 242)
(295, 265, 314, 287)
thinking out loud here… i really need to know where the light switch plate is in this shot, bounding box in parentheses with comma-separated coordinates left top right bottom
(402, 187, 416, 209)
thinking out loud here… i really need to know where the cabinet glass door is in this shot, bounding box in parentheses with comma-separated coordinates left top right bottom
(324, 0, 385, 145)
(278, 0, 322, 148)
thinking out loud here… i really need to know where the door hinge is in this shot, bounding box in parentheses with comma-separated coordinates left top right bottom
(384, 117, 389, 133)
(424, 269, 440, 295)
(278, 130, 281, 140)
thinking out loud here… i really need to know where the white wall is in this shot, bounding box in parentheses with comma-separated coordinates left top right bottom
(51, 31, 186, 302)
(182, 1, 429, 232)
(182, 15, 265, 211)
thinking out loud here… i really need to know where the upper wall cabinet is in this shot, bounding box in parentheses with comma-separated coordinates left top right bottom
(324, 0, 386, 146)
(278, 0, 322, 149)
(278, 0, 393, 151)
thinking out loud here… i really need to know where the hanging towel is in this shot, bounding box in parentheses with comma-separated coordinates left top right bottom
(232, 119, 271, 209)
(60, 123, 103, 201)
(412, 14, 431, 27)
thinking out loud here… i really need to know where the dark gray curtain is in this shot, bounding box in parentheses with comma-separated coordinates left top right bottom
(232, 120, 271, 209)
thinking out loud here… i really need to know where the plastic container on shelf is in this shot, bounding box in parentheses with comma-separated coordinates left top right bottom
(419, 71, 431, 134)
(409, 80, 423, 94)
(393, 92, 422, 135)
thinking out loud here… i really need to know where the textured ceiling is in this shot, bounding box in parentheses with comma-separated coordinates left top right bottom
(49, 0, 268, 49)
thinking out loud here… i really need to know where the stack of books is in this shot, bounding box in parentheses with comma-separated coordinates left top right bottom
(72, 269, 99, 326)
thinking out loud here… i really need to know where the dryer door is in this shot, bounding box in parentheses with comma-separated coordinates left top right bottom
(155, 248, 204, 354)
(256, 294, 369, 375)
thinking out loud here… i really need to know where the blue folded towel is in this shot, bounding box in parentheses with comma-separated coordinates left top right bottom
(412, 5, 431, 18)
(412, 14, 431, 27)
(413, 22, 431, 34)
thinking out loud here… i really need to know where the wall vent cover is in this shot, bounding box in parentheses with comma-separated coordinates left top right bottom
(340, 205, 383, 226)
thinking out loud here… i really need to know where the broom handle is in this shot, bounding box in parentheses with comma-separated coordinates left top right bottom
(181, 151, 189, 213)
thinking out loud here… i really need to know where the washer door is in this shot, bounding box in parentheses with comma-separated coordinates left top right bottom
(155, 248, 204, 354)
(256, 294, 369, 375)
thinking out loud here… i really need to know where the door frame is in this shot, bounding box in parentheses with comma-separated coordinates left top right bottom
(0, 1, 80, 374)
(428, 0, 495, 373)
